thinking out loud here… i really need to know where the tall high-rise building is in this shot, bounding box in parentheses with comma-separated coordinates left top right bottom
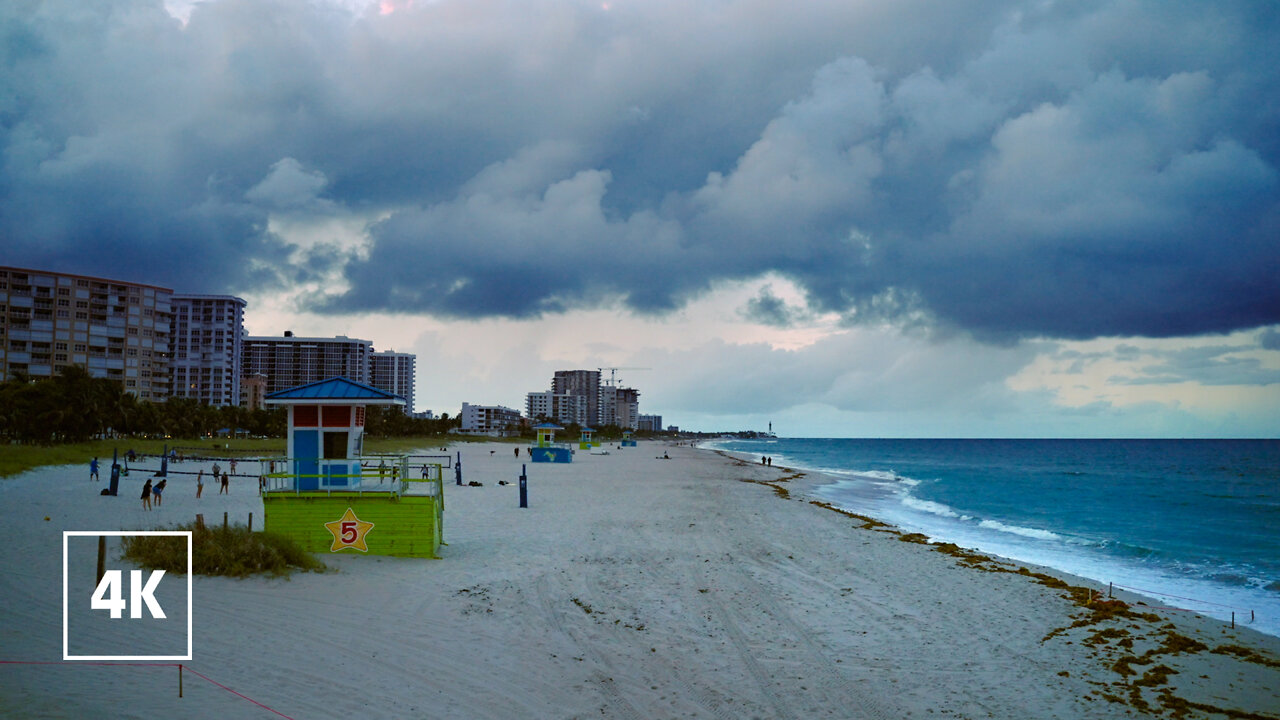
(637, 414, 663, 432)
(170, 294, 246, 406)
(0, 266, 172, 400)
(371, 351, 416, 413)
(242, 332, 372, 395)
(552, 369, 601, 426)
(598, 386, 641, 429)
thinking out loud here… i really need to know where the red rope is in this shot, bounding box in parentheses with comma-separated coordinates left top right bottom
(182, 666, 297, 719)
(0, 660, 296, 719)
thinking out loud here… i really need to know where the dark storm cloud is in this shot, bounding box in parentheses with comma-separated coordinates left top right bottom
(1260, 328, 1280, 351)
(741, 287, 799, 328)
(4, 0, 1278, 340)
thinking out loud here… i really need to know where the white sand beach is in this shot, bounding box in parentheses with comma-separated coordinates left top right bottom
(2, 442, 1278, 719)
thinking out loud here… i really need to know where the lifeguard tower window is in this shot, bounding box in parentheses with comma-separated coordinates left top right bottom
(323, 431, 349, 459)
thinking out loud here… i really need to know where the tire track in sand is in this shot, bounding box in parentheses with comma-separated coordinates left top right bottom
(532, 572, 646, 720)
(579, 558, 745, 720)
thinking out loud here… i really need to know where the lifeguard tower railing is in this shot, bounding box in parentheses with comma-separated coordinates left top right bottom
(260, 455, 445, 500)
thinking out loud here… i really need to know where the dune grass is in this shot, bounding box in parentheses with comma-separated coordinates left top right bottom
(121, 522, 325, 578)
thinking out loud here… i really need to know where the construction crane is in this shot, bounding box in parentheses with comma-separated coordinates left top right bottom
(598, 367, 650, 387)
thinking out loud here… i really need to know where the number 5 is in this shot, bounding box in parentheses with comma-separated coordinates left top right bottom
(341, 521, 357, 543)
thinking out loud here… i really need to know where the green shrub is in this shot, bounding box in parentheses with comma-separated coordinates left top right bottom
(122, 523, 325, 578)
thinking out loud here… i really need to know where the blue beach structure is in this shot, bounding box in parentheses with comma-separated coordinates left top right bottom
(579, 426, 596, 450)
(264, 377, 406, 491)
(621, 430, 636, 447)
(530, 422, 572, 463)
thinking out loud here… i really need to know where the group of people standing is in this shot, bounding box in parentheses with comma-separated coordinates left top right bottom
(92, 456, 234, 510)
(139, 478, 165, 510)
(139, 466, 230, 510)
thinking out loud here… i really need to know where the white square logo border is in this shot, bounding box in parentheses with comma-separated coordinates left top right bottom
(62, 531, 193, 661)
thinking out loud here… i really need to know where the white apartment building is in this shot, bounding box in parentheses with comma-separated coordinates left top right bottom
(460, 402, 522, 434)
(371, 351, 416, 413)
(526, 391, 587, 426)
(0, 266, 172, 400)
(170, 294, 246, 406)
(242, 332, 372, 395)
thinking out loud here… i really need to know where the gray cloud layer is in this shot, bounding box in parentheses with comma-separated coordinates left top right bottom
(4, 0, 1277, 340)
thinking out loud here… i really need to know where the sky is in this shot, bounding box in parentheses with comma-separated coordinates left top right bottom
(3, 0, 1278, 437)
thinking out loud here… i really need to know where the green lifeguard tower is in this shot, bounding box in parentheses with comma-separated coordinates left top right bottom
(621, 430, 636, 447)
(530, 422, 572, 463)
(579, 426, 596, 450)
(259, 377, 444, 558)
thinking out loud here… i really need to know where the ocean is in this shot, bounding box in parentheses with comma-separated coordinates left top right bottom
(702, 438, 1280, 638)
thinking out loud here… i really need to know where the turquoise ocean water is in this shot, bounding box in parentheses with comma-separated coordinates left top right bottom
(703, 438, 1280, 638)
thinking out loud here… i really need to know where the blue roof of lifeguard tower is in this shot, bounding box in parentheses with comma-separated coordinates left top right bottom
(264, 377, 405, 404)
(533, 422, 564, 430)
(581, 426, 595, 432)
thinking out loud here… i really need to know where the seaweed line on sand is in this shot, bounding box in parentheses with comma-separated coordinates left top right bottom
(797, 488, 1280, 719)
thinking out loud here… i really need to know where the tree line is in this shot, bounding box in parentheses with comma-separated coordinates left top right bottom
(0, 367, 458, 444)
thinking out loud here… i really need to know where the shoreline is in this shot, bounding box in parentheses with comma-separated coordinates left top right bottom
(2, 440, 1278, 718)
(703, 441, 1280, 641)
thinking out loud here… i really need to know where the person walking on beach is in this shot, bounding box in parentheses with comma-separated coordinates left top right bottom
(153, 478, 166, 506)
(220, 472, 229, 495)
(89, 457, 99, 481)
(141, 479, 152, 510)
(229, 459, 237, 474)
(514, 447, 519, 458)
(211, 462, 221, 479)
(196, 469, 204, 498)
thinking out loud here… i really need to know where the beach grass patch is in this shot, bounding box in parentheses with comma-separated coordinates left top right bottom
(122, 522, 325, 577)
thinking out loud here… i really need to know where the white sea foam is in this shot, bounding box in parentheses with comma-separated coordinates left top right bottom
(901, 495, 963, 519)
(979, 519, 1063, 542)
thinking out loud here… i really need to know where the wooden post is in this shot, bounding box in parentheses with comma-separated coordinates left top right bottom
(179, 663, 183, 697)
(196, 514, 204, 529)
(223, 511, 228, 529)
(96, 536, 106, 586)
(248, 512, 253, 532)
(1231, 612, 1235, 629)
(1108, 582, 1113, 598)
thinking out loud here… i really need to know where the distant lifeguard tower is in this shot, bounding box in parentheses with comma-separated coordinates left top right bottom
(530, 422, 572, 463)
(621, 430, 636, 447)
(579, 426, 596, 450)
(259, 377, 444, 558)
